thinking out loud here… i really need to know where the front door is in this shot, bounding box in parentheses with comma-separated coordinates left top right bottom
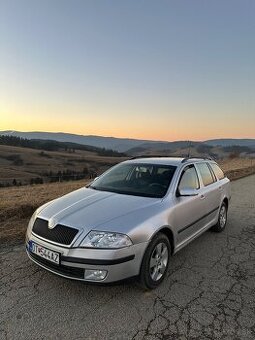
(171, 164, 207, 249)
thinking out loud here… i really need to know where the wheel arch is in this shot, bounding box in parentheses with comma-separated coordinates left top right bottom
(149, 225, 175, 255)
(222, 197, 229, 210)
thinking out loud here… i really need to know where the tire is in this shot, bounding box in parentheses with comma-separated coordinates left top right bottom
(211, 202, 228, 232)
(139, 233, 171, 290)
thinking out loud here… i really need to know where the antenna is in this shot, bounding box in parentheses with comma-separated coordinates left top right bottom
(187, 141, 192, 157)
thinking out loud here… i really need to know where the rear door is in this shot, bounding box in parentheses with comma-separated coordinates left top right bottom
(195, 162, 221, 225)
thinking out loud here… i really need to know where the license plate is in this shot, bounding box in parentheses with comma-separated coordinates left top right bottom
(28, 241, 60, 265)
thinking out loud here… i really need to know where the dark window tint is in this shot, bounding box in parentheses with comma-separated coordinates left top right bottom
(179, 166, 200, 190)
(210, 163, 225, 180)
(196, 163, 214, 186)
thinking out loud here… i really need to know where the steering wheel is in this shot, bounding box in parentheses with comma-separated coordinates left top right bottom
(149, 183, 165, 190)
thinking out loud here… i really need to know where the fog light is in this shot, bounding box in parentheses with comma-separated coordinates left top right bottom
(84, 269, 107, 281)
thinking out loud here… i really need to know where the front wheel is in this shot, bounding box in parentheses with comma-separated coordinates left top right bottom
(211, 202, 228, 232)
(139, 233, 171, 290)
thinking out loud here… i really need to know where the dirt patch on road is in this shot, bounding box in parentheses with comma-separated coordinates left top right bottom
(225, 166, 255, 181)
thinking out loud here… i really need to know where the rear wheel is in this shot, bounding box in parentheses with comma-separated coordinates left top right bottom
(139, 233, 171, 290)
(211, 202, 228, 232)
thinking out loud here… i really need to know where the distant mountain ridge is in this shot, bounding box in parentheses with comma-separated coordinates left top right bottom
(203, 139, 255, 148)
(0, 130, 155, 152)
(0, 130, 254, 153)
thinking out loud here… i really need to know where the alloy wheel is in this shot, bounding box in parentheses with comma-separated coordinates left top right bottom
(149, 242, 169, 281)
(219, 205, 227, 228)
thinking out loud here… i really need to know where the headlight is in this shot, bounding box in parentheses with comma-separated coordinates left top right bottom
(80, 231, 133, 249)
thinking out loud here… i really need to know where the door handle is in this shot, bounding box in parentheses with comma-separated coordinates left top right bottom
(200, 194, 205, 200)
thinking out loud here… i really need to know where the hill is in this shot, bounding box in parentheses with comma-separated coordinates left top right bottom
(204, 139, 255, 147)
(0, 134, 126, 157)
(0, 130, 255, 152)
(0, 130, 154, 152)
(0, 144, 127, 187)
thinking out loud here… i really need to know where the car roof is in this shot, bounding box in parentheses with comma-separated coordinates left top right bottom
(125, 157, 213, 167)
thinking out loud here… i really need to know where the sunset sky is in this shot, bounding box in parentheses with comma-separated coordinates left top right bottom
(0, 0, 255, 141)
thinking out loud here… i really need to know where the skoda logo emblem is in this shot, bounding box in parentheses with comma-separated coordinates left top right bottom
(48, 218, 57, 229)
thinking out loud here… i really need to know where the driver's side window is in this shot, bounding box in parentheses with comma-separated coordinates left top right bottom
(178, 165, 200, 191)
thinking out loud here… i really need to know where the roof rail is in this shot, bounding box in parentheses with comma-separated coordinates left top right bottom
(130, 155, 170, 160)
(181, 156, 213, 163)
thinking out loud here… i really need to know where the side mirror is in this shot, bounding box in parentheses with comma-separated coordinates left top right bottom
(178, 188, 198, 196)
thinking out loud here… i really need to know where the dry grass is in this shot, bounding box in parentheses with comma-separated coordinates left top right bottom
(218, 158, 254, 172)
(0, 157, 254, 248)
(218, 158, 255, 180)
(0, 144, 126, 183)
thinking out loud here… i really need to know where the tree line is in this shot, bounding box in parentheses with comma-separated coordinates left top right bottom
(0, 135, 126, 157)
(0, 168, 98, 188)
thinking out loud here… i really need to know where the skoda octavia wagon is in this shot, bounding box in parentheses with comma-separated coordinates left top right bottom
(26, 157, 230, 289)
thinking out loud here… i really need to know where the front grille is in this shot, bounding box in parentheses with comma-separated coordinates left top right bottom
(32, 218, 79, 245)
(29, 251, 85, 279)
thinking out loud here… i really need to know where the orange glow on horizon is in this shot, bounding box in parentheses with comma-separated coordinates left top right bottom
(1, 120, 254, 142)
(1, 101, 254, 142)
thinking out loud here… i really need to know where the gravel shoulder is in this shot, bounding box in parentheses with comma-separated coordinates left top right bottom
(0, 175, 255, 340)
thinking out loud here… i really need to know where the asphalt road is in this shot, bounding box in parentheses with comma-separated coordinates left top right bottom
(1, 175, 255, 340)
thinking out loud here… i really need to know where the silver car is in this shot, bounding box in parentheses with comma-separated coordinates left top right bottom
(26, 157, 231, 289)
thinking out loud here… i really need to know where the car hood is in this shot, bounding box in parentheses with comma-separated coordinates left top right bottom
(38, 187, 161, 234)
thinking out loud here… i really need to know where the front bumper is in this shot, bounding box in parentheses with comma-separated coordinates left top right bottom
(26, 233, 148, 283)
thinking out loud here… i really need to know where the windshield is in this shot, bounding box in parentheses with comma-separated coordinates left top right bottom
(89, 163, 177, 198)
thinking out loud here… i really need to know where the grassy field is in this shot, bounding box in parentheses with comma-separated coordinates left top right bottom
(0, 157, 254, 248)
(0, 144, 126, 185)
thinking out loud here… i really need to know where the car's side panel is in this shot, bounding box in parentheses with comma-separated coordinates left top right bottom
(207, 162, 231, 209)
(194, 163, 221, 225)
(170, 194, 208, 246)
(167, 163, 210, 251)
(219, 177, 231, 206)
(169, 161, 230, 253)
(173, 217, 218, 253)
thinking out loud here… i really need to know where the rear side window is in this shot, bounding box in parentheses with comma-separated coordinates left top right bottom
(210, 163, 225, 180)
(179, 165, 200, 190)
(196, 163, 215, 186)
